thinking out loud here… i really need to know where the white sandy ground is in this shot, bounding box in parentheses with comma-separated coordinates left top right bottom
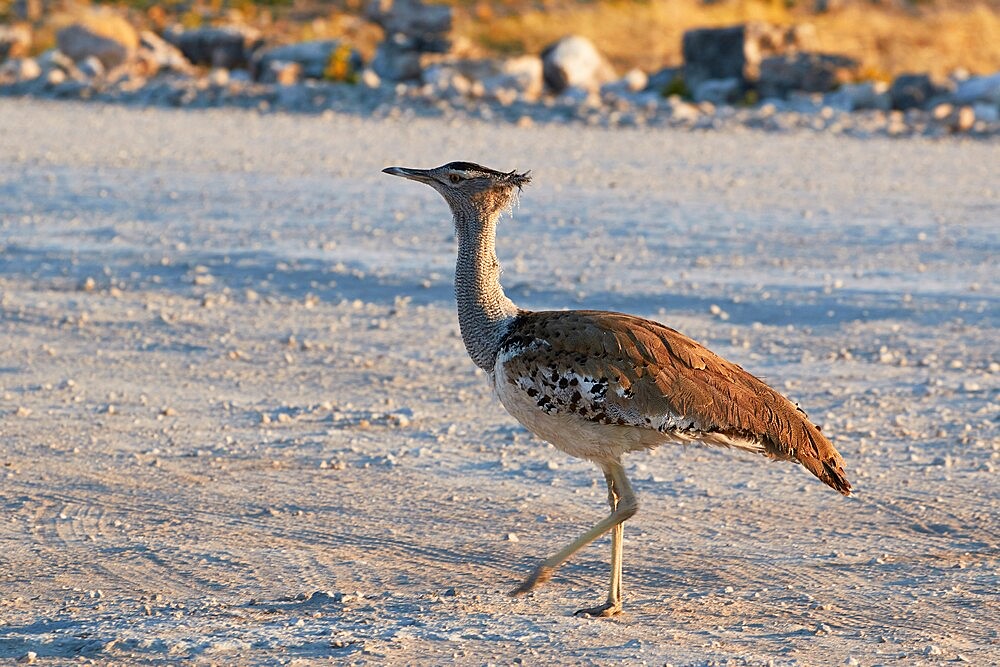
(0, 98, 997, 666)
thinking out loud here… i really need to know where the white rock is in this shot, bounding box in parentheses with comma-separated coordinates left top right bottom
(622, 68, 648, 92)
(670, 100, 701, 123)
(953, 106, 976, 132)
(208, 67, 230, 87)
(46, 68, 66, 86)
(361, 67, 381, 88)
(541, 35, 616, 94)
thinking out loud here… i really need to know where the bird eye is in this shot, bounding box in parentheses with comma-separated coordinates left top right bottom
(449, 174, 461, 183)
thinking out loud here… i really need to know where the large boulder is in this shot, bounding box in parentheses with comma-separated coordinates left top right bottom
(164, 25, 262, 70)
(682, 25, 744, 88)
(0, 24, 32, 60)
(757, 53, 858, 99)
(252, 40, 362, 81)
(952, 73, 1000, 106)
(888, 73, 950, 110)
(541, 35, 616, 94)
(56, 11, 138, 69)
(367, 0, 451, 53)
(57, 25, 127, 69)
(367, 0, 452, 81)
(371, 38, 422, 81)
(682, 22, 815, 91)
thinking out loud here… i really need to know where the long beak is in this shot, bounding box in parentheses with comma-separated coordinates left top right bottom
(382, 166, 433, 183)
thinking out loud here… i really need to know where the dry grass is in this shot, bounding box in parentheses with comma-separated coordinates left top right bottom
(809, 4, 1000, 78)
(453, 0, 1000, 79)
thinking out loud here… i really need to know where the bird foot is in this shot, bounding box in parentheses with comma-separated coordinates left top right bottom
(509, 565, 553, 597)
(574, 600, 622, 618)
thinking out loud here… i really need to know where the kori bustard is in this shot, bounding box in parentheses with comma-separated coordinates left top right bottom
(383, 161, 851, 617)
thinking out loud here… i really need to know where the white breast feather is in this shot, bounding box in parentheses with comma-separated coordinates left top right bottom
(492, 337, 767, 460)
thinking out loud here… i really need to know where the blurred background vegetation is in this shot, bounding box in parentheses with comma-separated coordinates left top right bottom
(3, 0, 999, 78)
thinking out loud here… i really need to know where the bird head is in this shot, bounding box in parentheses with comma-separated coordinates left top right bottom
(382, 161, 531, 223)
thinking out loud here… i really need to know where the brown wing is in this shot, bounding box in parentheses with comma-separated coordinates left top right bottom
(500, 310, 852, 496)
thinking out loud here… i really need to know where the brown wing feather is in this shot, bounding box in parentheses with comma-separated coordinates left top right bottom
(508, 310, 852, 496)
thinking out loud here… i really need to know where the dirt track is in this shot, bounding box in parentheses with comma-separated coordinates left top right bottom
(1, 99, 998, 665)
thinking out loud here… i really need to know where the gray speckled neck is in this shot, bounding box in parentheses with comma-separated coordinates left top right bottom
(451, 203, 520, 372)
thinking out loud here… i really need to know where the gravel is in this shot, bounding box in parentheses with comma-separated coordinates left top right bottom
(3, 69, 1000, 138)
(0, 98, 997, 665)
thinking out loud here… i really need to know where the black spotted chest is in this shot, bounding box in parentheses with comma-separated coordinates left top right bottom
(503, 363, 633, 426)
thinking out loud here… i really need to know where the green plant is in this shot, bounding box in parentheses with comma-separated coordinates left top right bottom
(662, 75, 691, 99)
(324, 42, 358, 83)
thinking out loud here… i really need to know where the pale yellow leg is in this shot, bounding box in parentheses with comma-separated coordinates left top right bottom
(510, 461, 637, 616)
(575, 470, 625, 617)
